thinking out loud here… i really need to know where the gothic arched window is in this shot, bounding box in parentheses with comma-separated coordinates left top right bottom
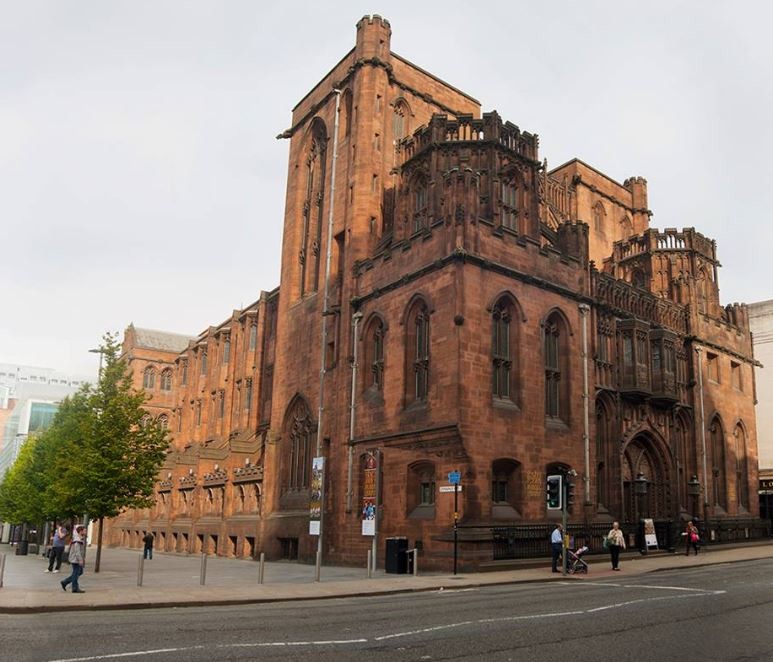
(592, 202, 606, 232)
(544, 312, 569, 421)
(364, 316, 386, 391)
(500, 178, 518, 231)
(492, 297, 519, 401)
(412, 176, 428, 234)
(143, 367, 156, 390)
(160, 369, 173, 392)
(734, 423, 749, 510)
(300, 119, 328, 297)
(286, 398, 314, 491)
(405, 300, 430, 404)
(710, 416, 728, 510)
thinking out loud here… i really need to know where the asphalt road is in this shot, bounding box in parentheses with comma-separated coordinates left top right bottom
(4, 558, 773, 662)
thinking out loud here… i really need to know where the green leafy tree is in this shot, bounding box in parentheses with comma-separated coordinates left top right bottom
(66, 333, 169, 571)
(1, 333, 168, 571)
(0, 436, 43, 525)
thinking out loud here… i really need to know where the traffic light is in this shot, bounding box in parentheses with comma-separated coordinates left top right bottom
(565, 478, 576, 509)
(546, 474, 563, 510)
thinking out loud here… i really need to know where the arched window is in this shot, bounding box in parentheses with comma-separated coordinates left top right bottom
(405, 299, 430, 404)
(140, 414, 151, 429)
(407, 461, 435, 518)
(492, 297, 518, 402)
(592, 202, 606, 232)
(157, 414, 169, 431)
(341, 88, 353, 139)
(393, 99, 409, 142)
(300, 119, 328, 297)
(200, 350, 208, 375)
(500, 178, 518, 231)
(364, 316, 386, 391)
(710, 416, 727, 510)
(412, 176, 428, 233)
(734, 423, 749, 510)
(249, 323, 258, 351)
(544, 312, 569, 421)
(620, 215, 633, 239)
(143, 367, 156, 389)
(286, 398, 314, 491)
(160, 369, 173, 392)
(595, 400, 611, 508)
(223, 337, 231, 364)
(180, 359, 188, 386)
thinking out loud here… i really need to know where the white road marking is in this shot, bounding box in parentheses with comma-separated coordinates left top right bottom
(47, 584, 725, 662)
(375, 621, 476, 640)
(226, 639, 368, 647)
(50, 648, 206, 662)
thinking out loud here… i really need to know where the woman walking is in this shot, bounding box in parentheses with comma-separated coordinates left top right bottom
(685, 520, 700, 556)
(606, 521, 626, 571)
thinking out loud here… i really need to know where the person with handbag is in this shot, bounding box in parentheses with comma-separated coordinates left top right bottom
(685, 520, 700, 556)
(606, 521, 626, 571)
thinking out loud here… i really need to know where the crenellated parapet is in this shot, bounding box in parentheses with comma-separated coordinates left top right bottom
(610, 227, 717, 265)
(592, 269, 689, 335)
(399, 111, 539, 166)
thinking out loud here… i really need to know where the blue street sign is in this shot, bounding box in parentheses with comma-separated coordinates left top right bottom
(448, 471, 461, 485)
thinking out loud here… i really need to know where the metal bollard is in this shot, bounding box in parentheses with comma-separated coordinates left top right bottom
(413, 548, 418, 576)
(258, 552, 265, 585)
(137, 553, 144, 587)
(366, 549, 372, 579)
(0, 552, 5, 588)
(199, 552, 207, 586)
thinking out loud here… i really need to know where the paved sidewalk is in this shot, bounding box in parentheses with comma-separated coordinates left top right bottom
(1, 541, 771, 613)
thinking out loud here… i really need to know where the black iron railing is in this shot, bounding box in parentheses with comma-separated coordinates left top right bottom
(488, 518, 770, 561)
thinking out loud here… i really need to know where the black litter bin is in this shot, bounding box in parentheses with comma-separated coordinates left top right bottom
(385, 537, 408, 574)
(15, 540, 29, 556)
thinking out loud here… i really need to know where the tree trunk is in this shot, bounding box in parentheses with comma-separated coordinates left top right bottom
(95, 516, 104, 573)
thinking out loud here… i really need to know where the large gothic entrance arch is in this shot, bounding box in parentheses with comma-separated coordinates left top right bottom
(622, 434, 674, 522)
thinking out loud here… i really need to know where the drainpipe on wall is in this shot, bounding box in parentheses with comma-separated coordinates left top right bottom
(346, 311, 363, 513)
(695, 346, 710, 525)
(313, 88, 342, 581)
(579, 303, 591, 505)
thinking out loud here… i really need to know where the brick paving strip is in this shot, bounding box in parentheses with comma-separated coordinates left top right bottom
(0, 541, 771, 613)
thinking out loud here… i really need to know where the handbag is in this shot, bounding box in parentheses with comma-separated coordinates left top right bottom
(602, 536, 610, 550)
(690, 532, 699, 543)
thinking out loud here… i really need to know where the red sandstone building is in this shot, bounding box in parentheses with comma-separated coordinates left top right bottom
(109, 16, 766, 568)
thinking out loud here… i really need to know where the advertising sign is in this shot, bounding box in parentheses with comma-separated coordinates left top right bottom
(309, 456, 324, 535)
(361, 453, 378, 536)
(643, 517, 658, 549)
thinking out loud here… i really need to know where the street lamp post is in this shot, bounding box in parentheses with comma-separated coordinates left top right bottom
(86, 346, 108, 568)
(88, 347, 105, 382)
(634, 472, 648, 552)
(687, 475, 701, 519)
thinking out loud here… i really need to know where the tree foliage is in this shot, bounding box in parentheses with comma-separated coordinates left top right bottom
(0, 332, 169, 535)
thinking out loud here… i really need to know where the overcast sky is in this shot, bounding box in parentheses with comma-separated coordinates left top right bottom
(2, 1, 771, 377)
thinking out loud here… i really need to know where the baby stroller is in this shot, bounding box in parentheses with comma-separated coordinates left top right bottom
(567, 545, 590, 574)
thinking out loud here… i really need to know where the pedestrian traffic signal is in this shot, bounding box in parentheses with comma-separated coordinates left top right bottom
(546, 474, 563, 510)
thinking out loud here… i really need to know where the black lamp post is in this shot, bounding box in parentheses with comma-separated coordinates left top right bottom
(634, 472, 648, 552)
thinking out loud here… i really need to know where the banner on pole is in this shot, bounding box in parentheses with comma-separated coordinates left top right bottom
(361, 452, 377, 536)
(309, 456, 324, 535)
